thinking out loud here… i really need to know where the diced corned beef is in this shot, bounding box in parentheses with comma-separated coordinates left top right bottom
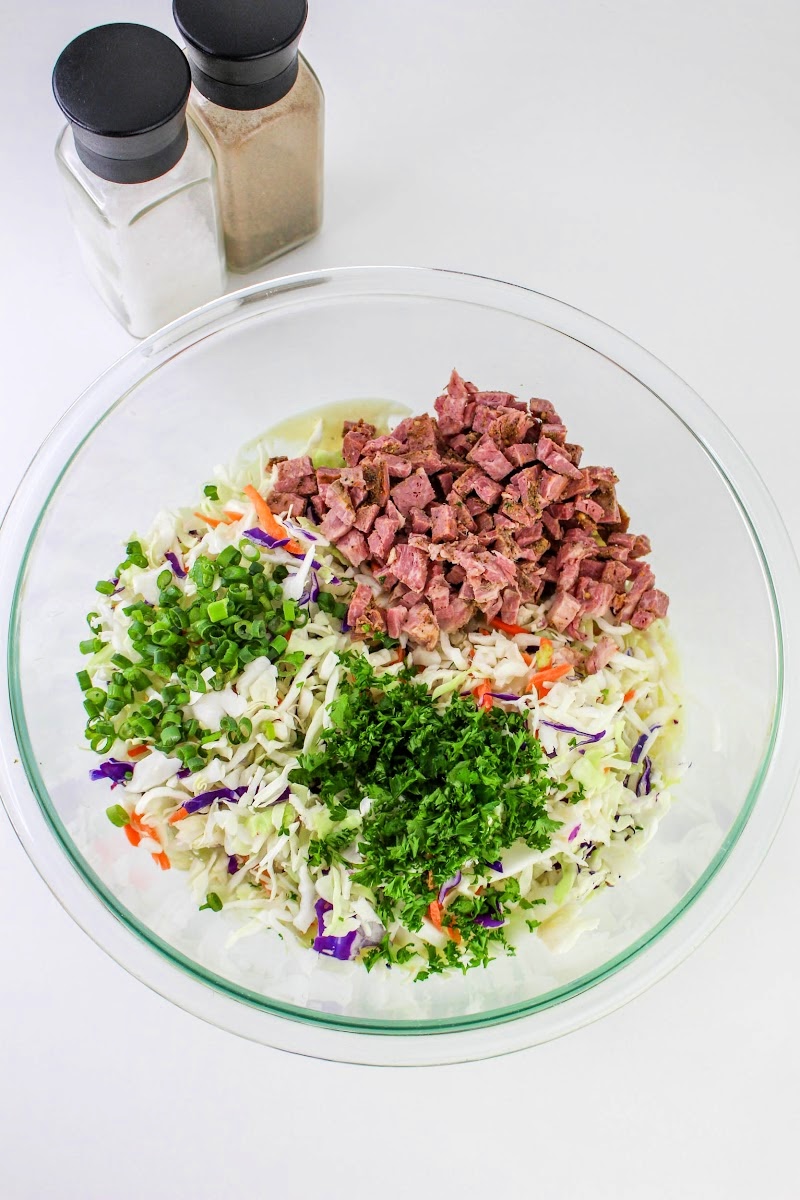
(467, 434, 515, 481)
(630, 608, 656, 630)
(449, 433, 478, 456)
(548, 590, 582, 632)
(506, 443, 539, 468)
(343, 428, 372, 466)
(516, 523, 544, 548)
(574, 577, 614, 617)
(436, 594, 475, 633)
(273, 455, 313, 493)
(309, 494, 326, 519)
(375, 569, 397, 589)
(488, 410, 533, 447)
(453, 466, 485, 497)
(386, 605, 408, 640)
(315, 467, 343, 487)
(579, 559, 605, 580)
(295, 475, 319, 496)
(471, 406, 498, 435)
(379, 454, 413, 478)
(388, 543, 429, 592)
(266, 491, 306, 516)
(473, 391, 517, 407)
(408, 507, 432, 534)
(473, 472, 503, 505)
(434, 391, 468, 437)
(475, 512, 495, 533)
(586, 466, 619, 486)
(540, 422, 568, 444)
(437, 471, 454, 496)
(347, 582, 373, 627)
(537, 470, 567, 503)
(564, 442, 583, 466)
(390, 468, 436, 515)
(460, 580, 475, 602)
(529, 397, 558, 418)
(638, 588, 669, 618)
(541, 513, 561, 541)
(336, 466, 365, 489)
(500, 588, 521, 624)
(601, 560, 631, 587)
(384, 499, 406, 530)
(431, 504, 459, 543)
(403, 602, 439, 650)
(558, 559, 581, 592)
(630, 534, 652, 559)
(336, 529, 369, 567)
(360, 434, 404, 458)
(350, 485, 368, 508)
(592, 484, 620, 524)
(343, 418, 376, 437)
(559, 468, 595, 499)
(320, 509, 354, 542)
(575, 496, 604, 521)
(549, 502, 575, 520)
(445, 493, 477, 532)
(607, 532, 636, 550)
(321, 478, 355, 523)
(447, 368, 471, 400)
(354, 503, 380, 534)
(367, 516, 399, 561)
(536, 435, 583, 479)
(517, 562, 545, 602)
(463, 401, 477, 427)
(464, 495, 488, 516)
(613, 566, 655, 621)
(362, 459, 390, 506)
(586, 636, 617, 674)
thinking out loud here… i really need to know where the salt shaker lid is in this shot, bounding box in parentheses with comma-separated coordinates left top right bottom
(173, 0, 308, 111)
(53, 24, 191, 185)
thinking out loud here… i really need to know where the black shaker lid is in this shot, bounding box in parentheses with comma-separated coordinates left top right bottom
(53, 24, 191, 184)
(173, 0, 308, 111)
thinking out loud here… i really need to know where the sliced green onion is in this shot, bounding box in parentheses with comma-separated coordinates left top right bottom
(76, 670, 92, 692)
(95, 580, 116, 595)
(199, 892, 223, 912)
(207, 598, 229, 622)
(106, 804, 130, 828)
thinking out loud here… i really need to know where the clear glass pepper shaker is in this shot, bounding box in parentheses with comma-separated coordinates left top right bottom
(173, 0, 324, 274)
(53, 23, 226, 339)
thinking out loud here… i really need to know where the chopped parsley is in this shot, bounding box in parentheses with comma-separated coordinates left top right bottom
(290, 652, 559, 976)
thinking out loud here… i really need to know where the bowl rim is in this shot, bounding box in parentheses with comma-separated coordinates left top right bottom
(2, 264, 798, 1065)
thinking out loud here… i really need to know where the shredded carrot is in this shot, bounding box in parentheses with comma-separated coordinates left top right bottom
(623, 688, 636, 703)
(129, 811, 161, 845)
(168, 807, 188, 825)
(389, 648, 406, 666)
(151, 851, 171, 871)
(472, 679, 494, 711)
(427, 900, 461, 943)
(127, 744, 149, 758)
(428, 899, 444, 932)
(194, 511, 223, 528)
(521, 650, 534, 666)
(123, 824, 141, 847)
(223, 509, 243, 523)
(489, 617, 530, 637)
(527, 662, 573, 698)
(243, 484, 304, 555)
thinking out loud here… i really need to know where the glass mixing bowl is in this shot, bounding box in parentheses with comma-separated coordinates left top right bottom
(1, 266, 798, 1066)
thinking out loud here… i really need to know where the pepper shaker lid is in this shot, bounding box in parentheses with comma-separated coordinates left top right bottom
(173, 0, 308, 111)
(53, 23, 191, 185)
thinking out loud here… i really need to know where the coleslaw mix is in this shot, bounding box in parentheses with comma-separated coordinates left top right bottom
(78, 435, 682, 978)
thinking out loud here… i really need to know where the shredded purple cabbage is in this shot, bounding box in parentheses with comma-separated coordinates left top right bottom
(284, 516, 318, 542)
(438, 871, 462, 905)
(475, 913, 504, 929)
(489, 692, 521, 702)
(265, 786, 291, 808)
(165, 551, 187, 579)
(341, 618, 351, 633)
(485, 859, 503, 873)
(89, 759, 132, 786)
(540, 719, 605, 745)
(227, 855, 239, 875)
(244, 527, 289, 550)
(313, 930, 359, 960)
(315, 896, 333, 935)
(631, 733, 648, 763)
(182, 785, 248, 815)
(568, 824, 580, 842)
(636, 756, 653, 797)
(176, 766, 191, 779)
(309, 571, 320, 604)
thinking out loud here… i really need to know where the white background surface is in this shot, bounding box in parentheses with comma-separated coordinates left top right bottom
(2, 1, 799, 1196)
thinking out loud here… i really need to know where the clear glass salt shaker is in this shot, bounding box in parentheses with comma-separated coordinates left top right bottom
(52, 23, 226, 339)
(173, 0, 324, 274)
